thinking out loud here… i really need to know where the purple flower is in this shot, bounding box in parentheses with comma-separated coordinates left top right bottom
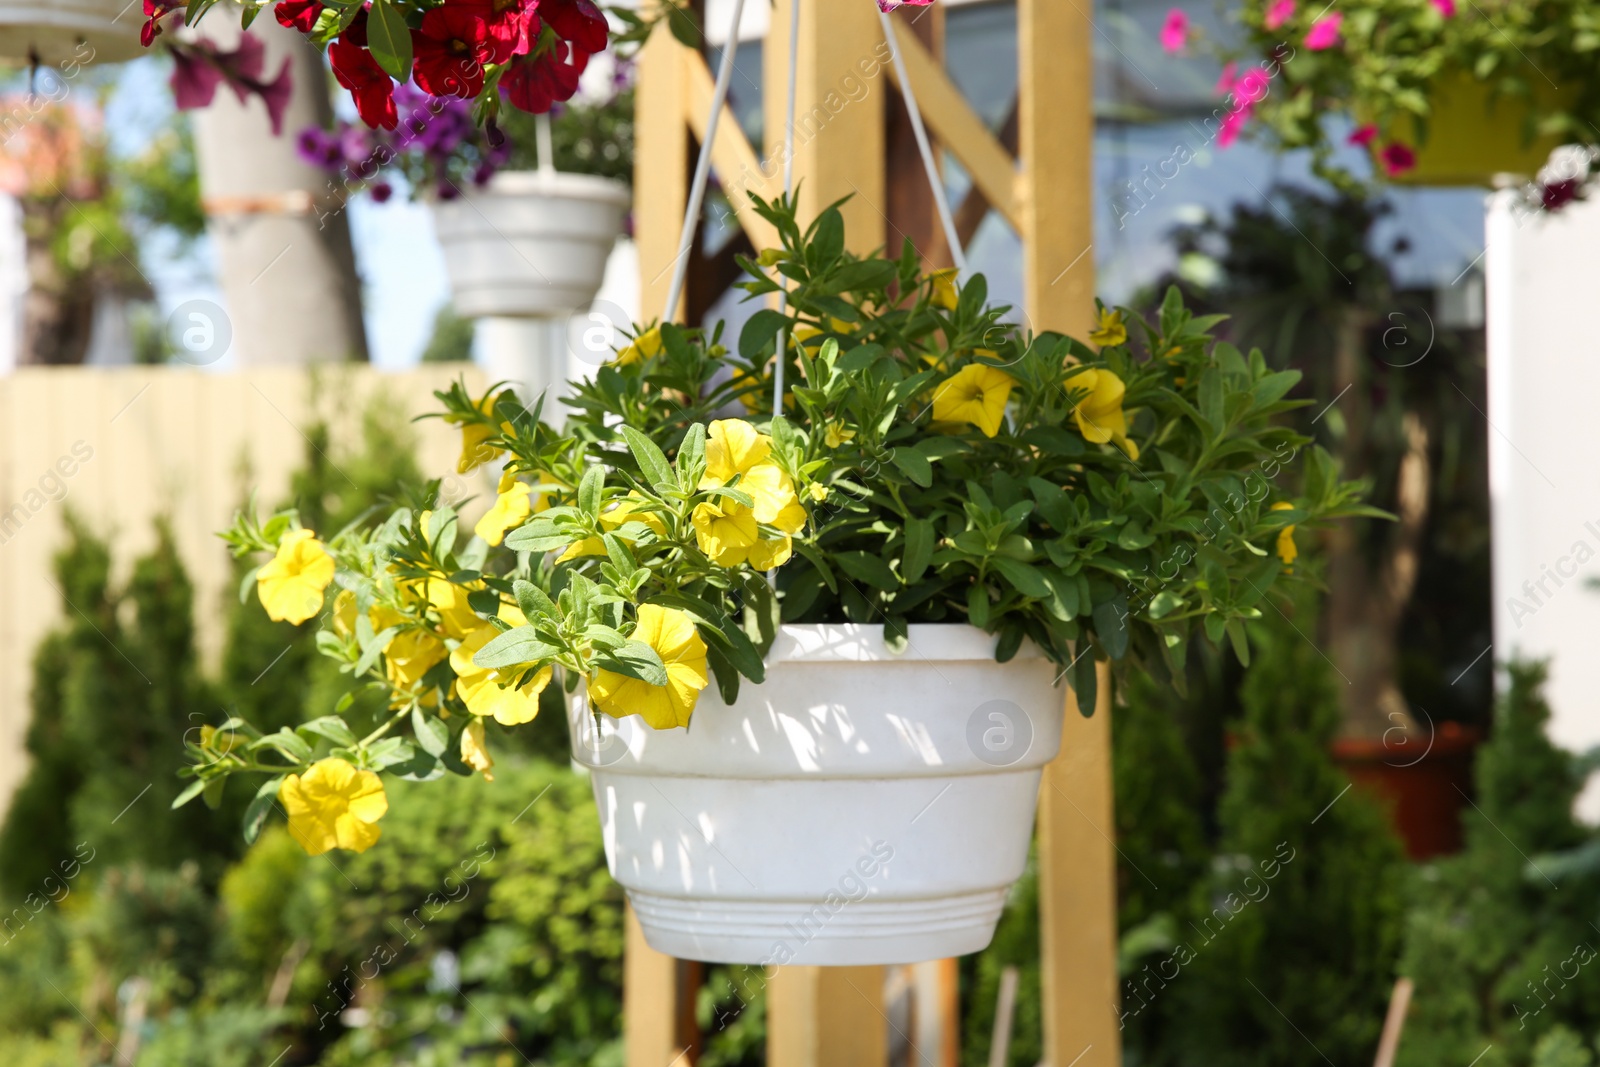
(370, 180, 395, 203)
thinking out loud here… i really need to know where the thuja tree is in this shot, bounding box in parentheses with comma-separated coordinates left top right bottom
(1157, 610, 1409, 1067)
(1398, 662, 1600, 1067)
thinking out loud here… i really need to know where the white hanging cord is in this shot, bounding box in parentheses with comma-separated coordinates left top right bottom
(662, 0, 749, 323)
(772, 0, 800, 415)
(877, 5, 967, 275)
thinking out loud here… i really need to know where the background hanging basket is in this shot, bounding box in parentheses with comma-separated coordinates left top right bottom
(567, 624, 1066, 966)
(0, 1, 143, 65)
(430, 169, 629, 319)
(1371, 68, 1575, 187)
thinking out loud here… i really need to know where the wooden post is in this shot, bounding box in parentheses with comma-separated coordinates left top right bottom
(635, 9, 691, 323)
(625, 907, 696, 1067)
(768, 966, 888, 1067)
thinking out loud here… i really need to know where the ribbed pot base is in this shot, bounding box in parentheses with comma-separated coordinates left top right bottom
(629, 887, 1010, 965)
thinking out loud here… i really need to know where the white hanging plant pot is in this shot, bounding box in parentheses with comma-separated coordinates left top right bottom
(0, 1, 143, 65)
(430, 170, 629, 319)
(567, 624, 1065, 966)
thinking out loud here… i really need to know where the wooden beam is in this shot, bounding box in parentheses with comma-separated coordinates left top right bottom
(764, 0, 886, 243)
(1037, 663, 1121, 1067)
(1019, 0, 1095, 328)
(881, 19, 1021, 231)
(625, 907, 695, 1067)
(768, 966, 888, 1067)
(635, 11, 691, 322)
(682, 48, 783, 254)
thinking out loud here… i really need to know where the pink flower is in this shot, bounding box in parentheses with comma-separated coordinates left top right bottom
(1347, 124, 1378, 146)
(168, 33, 295, 136)
(1380, 142, 1417, 176)
(1234, 66, 1270, 104)
(877, 0, 936, 10)
(1264, 0, 1295, 29)
(1215, 61, 1237, 94)
(1430, 0, 1456, 15)
(1217, 107, 1250, 147)
(1304, 12, 1343, 49)
(1160, 8, 1190, 53)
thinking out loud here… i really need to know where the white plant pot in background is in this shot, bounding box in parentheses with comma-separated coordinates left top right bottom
(567, 624, 1066, 966)
(0, 1, 144, 64)
(430, 170, 629, 319)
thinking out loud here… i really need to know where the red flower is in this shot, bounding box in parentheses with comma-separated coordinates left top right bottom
(1380, 142, 1416, 176)
(141, 0, 181, 46)
(274, 0, 325, 32)
(503, 39, 590, 114)
(461, 0, 542, 63)
(540, 0, 609, 54)
(1347, 124, 1378, 147)
(413, 6, 493, 98)
(330, 39, 399, 130)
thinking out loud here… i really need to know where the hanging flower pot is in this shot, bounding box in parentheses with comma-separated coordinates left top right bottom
(0, 1, 143, 65)
(1368, 69, 1576, 187)
(430, 170, 629, 318)
(568, 624, 1063, 965)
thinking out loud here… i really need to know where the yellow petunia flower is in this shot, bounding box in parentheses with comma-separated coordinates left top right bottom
(332, 588, 357, 638)
(807, 483, 829, 503)
(459, 719, 494, 781)
(385, 627, 448, 690)
(475, 473, 533, 547)
(1271, 501, 1298, 569)
(930, 268, 960, 310)
(557, 494, 668, 563)
(257, 529, 336, 626)
(450, 624, 551, 726)
(278, 758, 388, 856)
(589, 605, 710, 730)
(1088, 307, 1128, 348)
(703, 419, 772, 482)
(931, 363, 1016, 438)
(823, 422, 856, 449)
(691, 500, 761, 565)
(746, 535, 793, 570)
(1066, 367, 1139, 460)
(418, 578, 483, 641)
(448, 393, 514, 475)
(615, 326, 664, 366)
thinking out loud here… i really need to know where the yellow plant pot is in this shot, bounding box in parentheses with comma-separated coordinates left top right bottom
(1373, 69, 1574, 186)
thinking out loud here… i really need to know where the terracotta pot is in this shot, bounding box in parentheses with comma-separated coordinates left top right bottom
(1331, 721, 1480, 860)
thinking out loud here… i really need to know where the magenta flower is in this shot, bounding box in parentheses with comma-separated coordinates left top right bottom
(1160, 8, 1191, 53)
(1347, 124, 1378, 146)
(877, 0, 935, 9)
(1217, 107, 1250, 147)
(1304, 12, 1343, 49)
(1215, 62, 1237, 94)
(1264, 0, 1295, 29)
(1380, 142, 1417, 176)
(1234, 66, 1270, 104)
(1430, 0, 1456, 15)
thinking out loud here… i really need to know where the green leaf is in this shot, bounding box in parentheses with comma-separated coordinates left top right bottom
(1073, 647, 1099, 717)
(835, 551, 900, 592)
(991, 557, 1052, 599)
(366, 0, 413, 79)
(889, 447, 933, 487)
(1092, 595, 1130, 659)
(739, 309, 791, 360)
(514, 579, 557, 621)
(701, 619, 766, 683)
(902, 518, 934, 584)
(578, 465, 605, 517)
(366, 737, 416, 769)
(677, 423, 707, 490)
(884, 616, 909, 653)
(596, 640, 669, 687)
(621, 426, 675, 490)
(202, 777, 226, 810)
(242, 777, 285, 845)
(1225, 617, 1251, 667)
(475, 626, 560, 669)
(666, 0, 700, 47)
(412, 706, 449, 758)
(172, 778, 208, 810)
(299, 716, 357, 748)
(967, 583, 990, 629)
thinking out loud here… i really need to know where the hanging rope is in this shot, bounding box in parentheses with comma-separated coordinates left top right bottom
(877, 6, 967, 275)
(661, 0, 750, 324)
(772, 0, 801, 415)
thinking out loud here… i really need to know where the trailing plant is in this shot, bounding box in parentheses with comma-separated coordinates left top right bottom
(188, 193, 1376, 856)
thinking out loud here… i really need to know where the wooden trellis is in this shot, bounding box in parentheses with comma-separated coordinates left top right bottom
(629, 0, 1113, 1063)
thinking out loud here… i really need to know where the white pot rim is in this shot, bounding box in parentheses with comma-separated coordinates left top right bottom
(470, 168, 631, 206)
(763, 622, 1043, 665)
